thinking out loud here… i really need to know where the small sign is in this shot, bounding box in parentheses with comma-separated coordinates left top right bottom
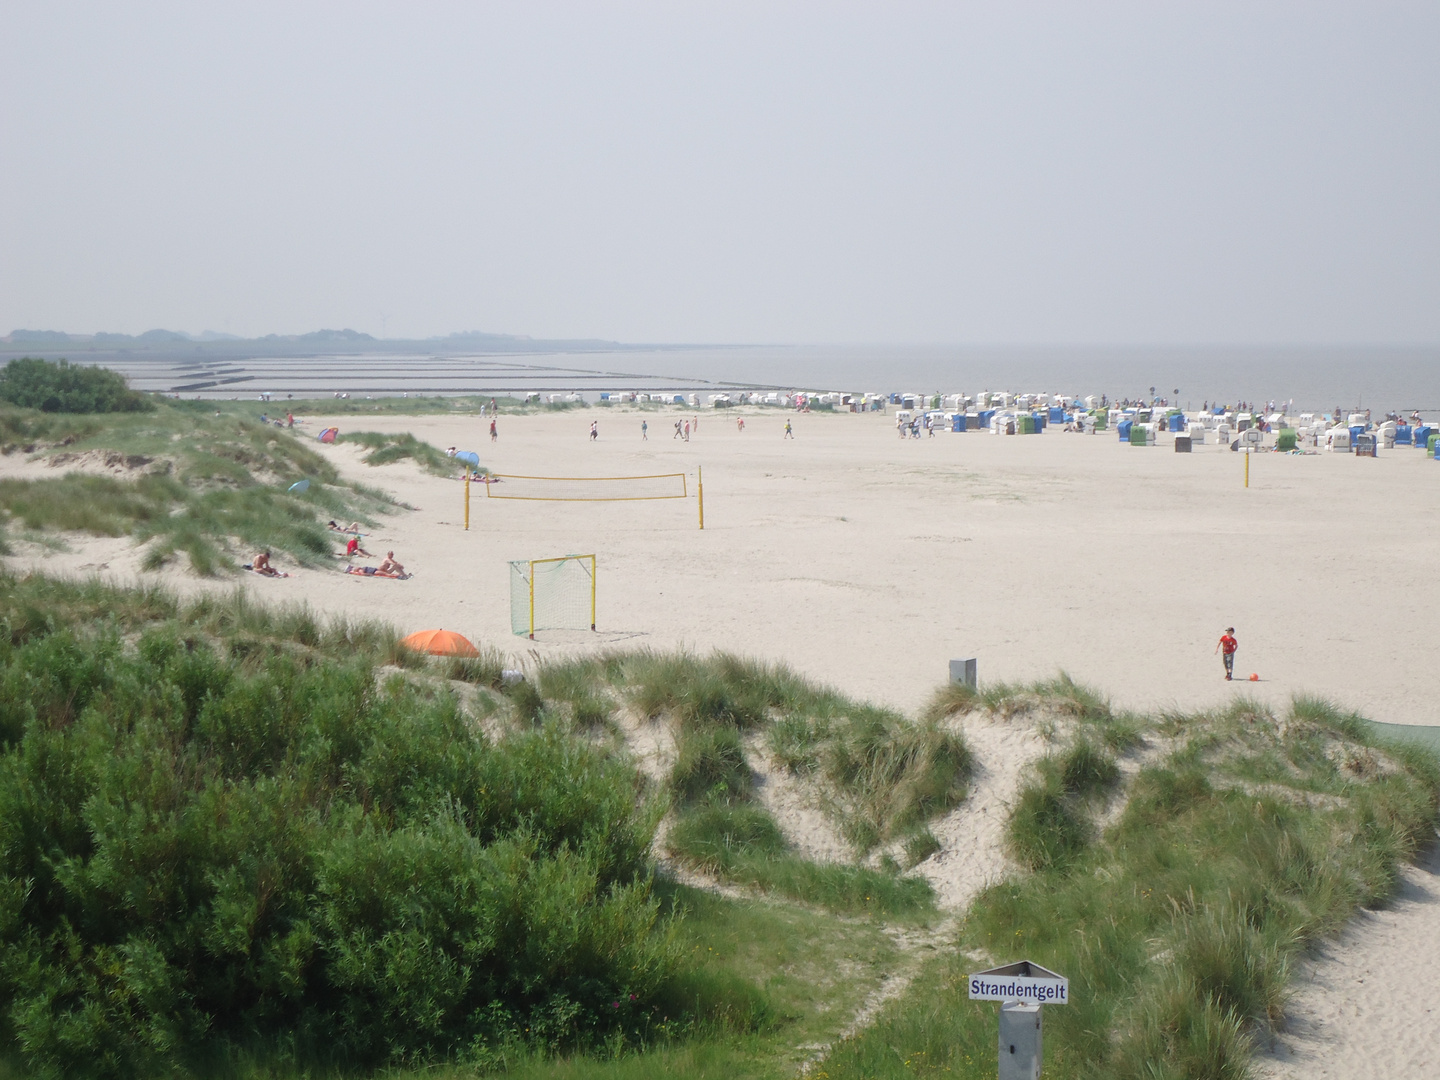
(968, 960, 1069, 1005)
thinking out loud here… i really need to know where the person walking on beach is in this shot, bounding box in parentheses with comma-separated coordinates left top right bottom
(784, 419, 794, 439)
(590, 421, 598, 441)
(684, 420, 691, 441)
(1215, 627, 1238, 681)
(673, 419, 682, 439)
(489, 417, 497, 442)
(641, 419, 648, 440)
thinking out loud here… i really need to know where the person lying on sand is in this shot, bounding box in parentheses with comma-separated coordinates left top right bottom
(378, 551, 405, 576)
(345, 536, 373, 558)
(327, 520, 365, 534)
(247, 551, 289, 578)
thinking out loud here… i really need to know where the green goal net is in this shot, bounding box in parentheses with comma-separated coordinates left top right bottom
(509, 554, 597, 638)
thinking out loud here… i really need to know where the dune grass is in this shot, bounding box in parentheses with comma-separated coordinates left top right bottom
(1, 577, 1433, 1080)
(337, 430, 461, 475)
(317, 395, 524, 416)
(816, 698, 1440, 1080)
(0, 400, 399, 572)
(665, 803, 935, 917)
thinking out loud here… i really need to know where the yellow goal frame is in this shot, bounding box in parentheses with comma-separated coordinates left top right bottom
(516, 554, 596, 640)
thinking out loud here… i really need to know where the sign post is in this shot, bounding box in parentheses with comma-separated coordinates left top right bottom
(969, 960, 1068, 1080)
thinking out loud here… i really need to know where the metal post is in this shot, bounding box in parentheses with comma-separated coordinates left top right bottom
(698, 465, 704, 530)
(589, 555, 596, 631)
(528, 562, 536, 641)
(464, 466, 471, 530)
(998, 1000, 1042, 1080)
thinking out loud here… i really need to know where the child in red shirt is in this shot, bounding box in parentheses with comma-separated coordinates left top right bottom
(1215, 628, 1238, 681)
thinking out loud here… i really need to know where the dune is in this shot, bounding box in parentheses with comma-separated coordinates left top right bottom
(4, 403, 1439, 1076)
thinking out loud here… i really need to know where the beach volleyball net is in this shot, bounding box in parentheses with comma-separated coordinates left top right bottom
(509, 554, 596, 638)
(485, 472, 687, 502)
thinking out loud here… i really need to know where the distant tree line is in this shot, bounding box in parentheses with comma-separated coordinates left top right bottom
(0, 357, 152, 413)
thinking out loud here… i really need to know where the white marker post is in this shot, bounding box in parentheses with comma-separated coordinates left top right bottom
(969, 960, 1068, 1080)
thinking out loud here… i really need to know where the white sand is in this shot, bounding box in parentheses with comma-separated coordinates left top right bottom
(13, 407, 1436, 723)
(6, 406, 1440, 1074)
(1253, 840, 1440, 1079)
(912, 710, 1055, 910)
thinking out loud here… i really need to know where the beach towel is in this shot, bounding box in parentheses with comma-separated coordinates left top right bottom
(345, 566, 410, 580)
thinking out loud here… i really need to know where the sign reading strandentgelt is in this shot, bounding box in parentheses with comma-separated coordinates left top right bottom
(967, 960, 1069, 1005)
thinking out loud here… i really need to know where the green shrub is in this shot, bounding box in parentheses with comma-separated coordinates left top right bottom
(0, 625, 674, 1077)
(0, 358, 151, 414)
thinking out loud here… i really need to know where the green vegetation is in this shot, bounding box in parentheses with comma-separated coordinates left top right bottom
(0, 573, 943, 1078)
(0, 576, 1433, 1080)
(319, 395, 523, 416)
(0, 573, 675, 1078)
(0, 396, 398, 572)
(337, 431, 463, 476)
(0, 358, 151, 414)
(818, 694, 1439, 1080)
(664, 804, 934, 916)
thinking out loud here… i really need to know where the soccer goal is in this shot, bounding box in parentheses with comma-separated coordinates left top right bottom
(509, 554, 596, 639)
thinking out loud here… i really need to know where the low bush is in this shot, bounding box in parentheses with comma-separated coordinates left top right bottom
(0, 618, 676, 1077)
(0, 358, 152, 413)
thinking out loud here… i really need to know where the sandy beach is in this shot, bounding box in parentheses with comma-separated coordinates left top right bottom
(10, 406, 1436, 724)
(6, 405, 1439, 1077)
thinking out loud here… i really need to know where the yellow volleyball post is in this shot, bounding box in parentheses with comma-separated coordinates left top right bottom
(464, 466, 471, 529)
(1244, 449, 1249, 489)
(698, 465, 704, 530)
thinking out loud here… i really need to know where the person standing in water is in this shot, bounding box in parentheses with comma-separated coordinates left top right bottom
(1215, 627, 1238, 681)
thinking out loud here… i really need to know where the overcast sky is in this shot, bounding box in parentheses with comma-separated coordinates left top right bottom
(1, 2, 1436, 344)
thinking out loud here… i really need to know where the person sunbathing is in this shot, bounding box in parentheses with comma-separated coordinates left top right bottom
(378, 551, 405, 576)
(345, 536, 374, 558)
(250, 551, 288, 577)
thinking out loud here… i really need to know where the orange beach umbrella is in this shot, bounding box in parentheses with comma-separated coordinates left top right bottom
(400, 629, 480, 657)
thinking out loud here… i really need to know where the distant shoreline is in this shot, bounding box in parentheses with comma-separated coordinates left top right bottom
(4, 342, 1436, 413)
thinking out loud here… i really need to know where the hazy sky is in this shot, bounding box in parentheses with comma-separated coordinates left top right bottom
(2, 2, 1437, 344)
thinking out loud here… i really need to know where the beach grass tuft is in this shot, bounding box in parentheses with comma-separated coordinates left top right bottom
(337, 430, 460, 475)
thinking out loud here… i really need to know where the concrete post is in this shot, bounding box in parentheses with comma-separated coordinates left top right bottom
(949, 658, 977, 689)
(998, 1000, 1042, 1080)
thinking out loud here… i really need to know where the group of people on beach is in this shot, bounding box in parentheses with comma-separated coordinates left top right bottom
(247, 520, 408, 579)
